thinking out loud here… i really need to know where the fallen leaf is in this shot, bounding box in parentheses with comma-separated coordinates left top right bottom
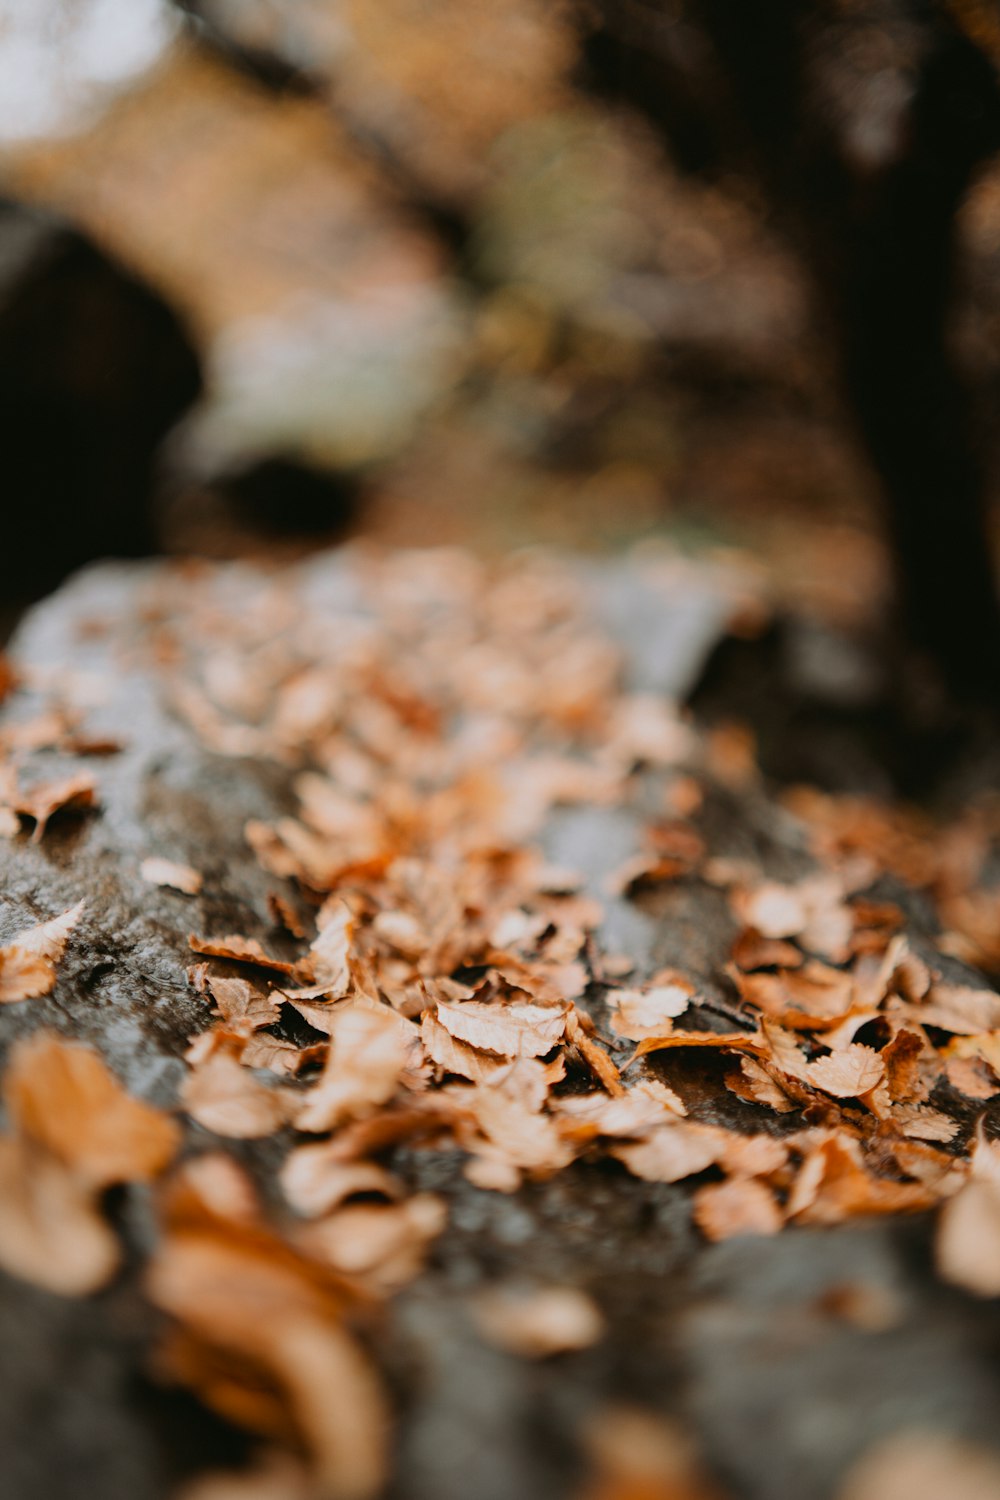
(189, 935, 297, 976)
(147, 1160, 387, 1499)
(471, 1284, 604, 1357)
(0, 900, 85, 1003)
(295, 1003, 418, 1133)
(4, 1031, 180, 1187)
(182, 1048, 293, 1139)
(839, 1432, 1000, 1500)
(0, 1134, 120, 1295)
(141, 857, 203, 895)
(434, 997, 569, 1058)
(298, 1194, 447, 1293)
(608, 981, 696, 1041)
(692, 1178, 782, 1241)
(13, 771, 97, 841)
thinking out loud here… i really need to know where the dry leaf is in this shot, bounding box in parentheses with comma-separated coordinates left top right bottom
(182, 1049, 293, 1139)
(4, 1031, 180, 1187)
(0, 900, 85, 1003)
(281, 1153, 401, 1219)
(612, 1123, 722, 1183)
(839, 1432, 1000, 1500)
(141, 857, 203, 895)
(0, 1134, 120, 1296)
(471, 1284, 604, 1357)
(434, 997, 569, 1059)
(420, 1009, 507, 1083)
(608, 981, 695, 1041)
(298, 1194, 447, 1293)
(148, 1161, 387, 1499)
(189, 935, 297, 976)
(295, 1003, 417, 1133)
(14, 771, 97, 840)
(693, 1179, 782, 1241)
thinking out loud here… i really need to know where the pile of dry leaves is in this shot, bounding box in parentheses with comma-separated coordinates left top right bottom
(1, 547, 999, 1499)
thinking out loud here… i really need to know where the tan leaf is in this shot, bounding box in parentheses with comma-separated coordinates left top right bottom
(182, 1049, 293, 1139)
(305, 900, 354, 992)
(420, 1010, 507, 1083)
(141, 857, 203, 895)
(295, 1003, 417, 1133)
(612, 1123, 721, 1183)
(693, 1179, 782, 1241)
(565, 1010, 625, 1095)
(608, 981, 695, 1041)
(147, 1163, 387, 1500)
(471, 1284, 604, 1358)
(726, 1055, 799, 1113)
(902, 983, 1000, 1036)
(0, 1134, 120, 1296)
(839, 1433, 1000, 1500)
(0, 900, 85, 1003)
(189, 935, 297, 976)
(4, 1031, 180, 1187)
(281, 1152, 401, 1219)
(298, 1194, 447, 1293)
(554, 1080, 687, 1142)
(434, 997, 568, 1058)
(14, 772, 97, 841)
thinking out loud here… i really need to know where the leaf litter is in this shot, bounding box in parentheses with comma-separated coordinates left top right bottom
(2, 547, 1000, 1494)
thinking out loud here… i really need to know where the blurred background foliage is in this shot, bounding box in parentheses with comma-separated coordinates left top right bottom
(1, 0, 998, 634)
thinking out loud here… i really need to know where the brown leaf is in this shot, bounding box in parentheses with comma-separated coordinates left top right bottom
(204, 975, 281, 1035)
(304, 899, 355, 992)
(298, 1194, 447, 1293)
(147, 1161, 387, 1499)
(295, 1003, 418, 1133)
(608, 980, 696, 1041)
(944, 1054, 1000, 1100)
(612, 1123, 722, 1183)
(281, 1153, 401, 1219)
(726, 1055, 799, 1113)
(566, 1010, 625, 1095)
(788, 1132, 937, 1225)
(434, 997, 568, 1058)
(182, 1048, 293, 1139)
(902, 983, 1000, 1036)
(0, 900, 85, 1003)
(839, 1433, 1000, 1500)
(14, 771, 97, 840)
(4, 1031, 180, 1187)
(731, 929, 803, 971)
(631, 1030, 761, 1062)
(692, 1179, 782, 1241)
(554, 1080, 687, 1142)
(189, 935, 297, 976)
(420, 1009, 507, 1083)
(0, 1134, 120, 1295)
(764, 1024, 884, 1098)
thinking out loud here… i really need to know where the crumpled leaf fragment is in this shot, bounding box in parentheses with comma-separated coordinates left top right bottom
(0, 899, 85, 1003)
